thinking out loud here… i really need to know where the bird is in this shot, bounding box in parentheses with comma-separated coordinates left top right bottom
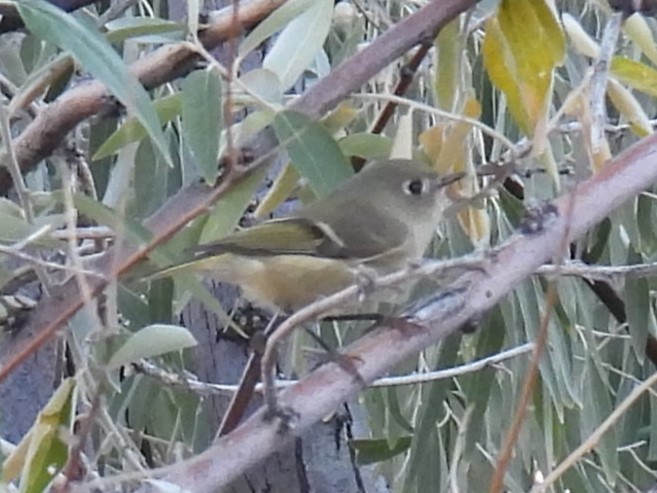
(149, 158, 464, 313)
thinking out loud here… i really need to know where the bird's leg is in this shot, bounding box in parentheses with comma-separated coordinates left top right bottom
(216, 311, 282, 438)
(302, 327, 366, 386)
(261, 337, 300, 432)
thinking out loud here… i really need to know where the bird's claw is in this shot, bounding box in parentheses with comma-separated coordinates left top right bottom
(263, 403, 300, 434)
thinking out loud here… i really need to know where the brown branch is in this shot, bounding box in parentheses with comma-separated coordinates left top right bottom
(0, 0, 287, 195)
(370, 42, 433, 135)
(352, 41, 433, 169)
(74, 131, 657, 493)
(0, 0, 481, 381)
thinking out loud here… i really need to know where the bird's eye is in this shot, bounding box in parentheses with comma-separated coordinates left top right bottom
(404, 179, 425, 196)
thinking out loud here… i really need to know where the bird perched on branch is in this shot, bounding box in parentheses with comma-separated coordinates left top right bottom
(149, 159, 464, 313)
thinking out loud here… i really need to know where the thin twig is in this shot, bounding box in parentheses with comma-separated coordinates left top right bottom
(134, 342, 534, 395)
(353, 92, 518, 161)
(589, 11, 623, 155)
(0, 244, 104, 279)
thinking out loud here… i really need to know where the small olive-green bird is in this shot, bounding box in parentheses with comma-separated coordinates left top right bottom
(151, 159, 464, 313)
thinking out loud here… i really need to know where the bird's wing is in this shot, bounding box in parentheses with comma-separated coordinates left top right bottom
(192, 210, 409, 262)
(191, 217, 340, 258)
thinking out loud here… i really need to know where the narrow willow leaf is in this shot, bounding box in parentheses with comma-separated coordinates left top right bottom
(402, 336, 461, 491)
(93, 94, 183, 161)
(253, 163, 300, 219)
(607, 78, 653, 137)
(623, 13, 657, 67)
(562, 13, 599, 58)
(238, 68, 283, 104)
(239, 0, 316, 57)
(273, 110, 353, 197)
(611, 57, 657, 98)
(625, 247, 650, 361)
(263, 0, 333, 91)
(3, 378, 74, 492)
(107, 324, 197, 368)
(182, 70, 222, 183)
(351, 437, 412, 465)
(582, 359, 619, 485)
(18, 0, 171, 166)
(338, 133, 393, 159)
(199, 168, 267, 243)
(389, 111, 414, 159)
(434, 18, 460, 110)
(105, 17, 184, 44)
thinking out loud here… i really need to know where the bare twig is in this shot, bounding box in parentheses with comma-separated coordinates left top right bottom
(589, 11, 622, 155)
(134, 342, 534, 395)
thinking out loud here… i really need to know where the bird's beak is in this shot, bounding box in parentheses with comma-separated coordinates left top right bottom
(436, 171, 466, 188)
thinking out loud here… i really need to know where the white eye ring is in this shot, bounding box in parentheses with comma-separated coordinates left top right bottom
(403, 178, 426, 196)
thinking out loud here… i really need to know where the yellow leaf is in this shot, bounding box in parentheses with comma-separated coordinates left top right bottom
(3, 379, 74, 490)
(321, 102, 359, 134)
(436, 97, 481, 174)
(483, 0, 564, 135)
(607, 78, 653, 137)
(611, 57, 657, 98)
(624, 13, 657, 67)
(418, 125, 447, 164)
(458, 206, 490, 245)
(562, 13, 599, 58)
(254, 162, 301, 219)
(434, 18, 460, 110)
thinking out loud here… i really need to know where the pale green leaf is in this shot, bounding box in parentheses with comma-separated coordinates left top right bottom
(273, 110, 353, 197)
(107, 324, 197, 368)
(93, 94, 183, 161)
(239, 0, 317, 57)
(18, 0, 172, 166)
(338, 133, 393, 159)
(182, 70, 222, 183)
(263, 0, 333, 91)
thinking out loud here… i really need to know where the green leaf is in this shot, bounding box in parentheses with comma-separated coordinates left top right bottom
(18, 0, 172, 166)
(107, 324, 197, 368)
(273, 110, 353, 197)
(3, 379, 74, 493)
(200, 168, 267, 243)
(73, 194, 153, 246)
(182, 70, 223, 183)
(403, 335, 461, 491)
(105, 17, 184, 44)
(239, 0, 318, 58)
(263, 0, 333, 91)
(624, 247, 651, 361)
(93, 93, 183, 161)
(238, 68, 282, 104)
(581, 359, 619, 485)
(339, 132, 392, 159)
(351, 437, 412, 465)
